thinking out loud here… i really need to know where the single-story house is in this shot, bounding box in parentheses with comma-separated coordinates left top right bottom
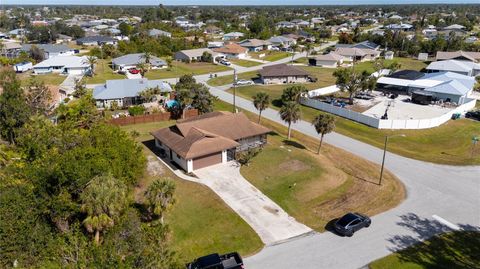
(0, 41, 22, 58)
(426, 60, 480, 77)
(308, 52, 343, 68)
(33, 55, 91, 75)
(436, 51, 480, 63)
(76, 35, 117, 46)
(111, 53, 168, 71)
(93, 78, 172, 108)
(174, 48, 221, 63)
(376, 70, 475, 104)
(385, 23, 414, 31)
(259, 63, 310, 84)
(148, 28, 172, 38)
(151, 111, 270, 173)
(334, 47, 381, 62)
(21, 44, 74, 59)
(268, 36, 296, 48)
(212, 43, 248, 59)
(237, 39, 272, 52)
(276, 21, 296, 29)
(223, 32, 244, 41)
(56, 34, 73, 43)
(335, 41, 380, 50)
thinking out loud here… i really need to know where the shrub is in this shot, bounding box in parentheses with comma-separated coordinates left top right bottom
(128, 105, 145, 116)
(236, 148, 261, 166)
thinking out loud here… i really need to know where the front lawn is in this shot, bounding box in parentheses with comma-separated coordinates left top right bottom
(83, 59, 125, 84)
(354, 57, 427, 74)
(226, 84, 480, 165)
(214, 100, 405, 232)
(370, 231, 480, 269)
(18, 72, 66, 86)
(120, 121, 263, 262)
(230, 59, 263, 67)
(250, 51, 293, 62)
(145, 62, 231, 80)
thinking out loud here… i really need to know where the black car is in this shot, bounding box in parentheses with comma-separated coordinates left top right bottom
(334, 213, 371, 237)
(465, 111, 480, 121)
(186, 252, 244, 269)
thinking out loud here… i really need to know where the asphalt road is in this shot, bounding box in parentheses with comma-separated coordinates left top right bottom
(200, 80, 480, 269)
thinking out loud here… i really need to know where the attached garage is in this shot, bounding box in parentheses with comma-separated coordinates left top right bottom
(193, 152, 222, 170)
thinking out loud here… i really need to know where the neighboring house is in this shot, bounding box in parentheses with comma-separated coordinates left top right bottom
(436, 51, 480, 62)
(259, 64, 310, 84)
(21, 44, 74, 59)
(291, 19, 310, 28)
(174, 48, 219, 63)
(223, 32, 244, 41)
(422, 28, 437, 39)
(276, 21, 296, 29)
(237, 39, 272, 52)
(385, 23, 413, 31)
(207, 41, 224, 48)
(212, 43, 248, 59)
(111, 53, 167, 71)
(0, 41, 22, 58)
(93, 78, 172, 108)
(76, 35, 117, 46)
(385, 51, 394, 60)
(376, 70, 475, 104)
(426, 60, 480, 77)
(308, 52, 343, 68)
(151, 111, 270, 173)
(148, 28, 172, 38)
(336, 40, 380, 50)
(268, 36, 296, 48)
(56, 34, 73, 43)
(33, 55, 91, 75)
(335, 47, 381, 62)
(13, 61, 33, 73)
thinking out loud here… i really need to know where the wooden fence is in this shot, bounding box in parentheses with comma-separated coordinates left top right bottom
(109, 109, 198, 126)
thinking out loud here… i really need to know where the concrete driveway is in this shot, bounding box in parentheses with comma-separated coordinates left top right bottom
(194, 162, 312, 245)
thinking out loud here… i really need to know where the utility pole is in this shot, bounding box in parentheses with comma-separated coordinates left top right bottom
(379, 134, 405, 185)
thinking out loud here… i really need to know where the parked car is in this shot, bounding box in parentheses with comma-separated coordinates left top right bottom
(334, 212, 371, 237)
(129, 68, 140, 74)
(465, 110, 480, 121)
(234, 79, 254, 86)
(186, 252, 243, 269)
(220, 59, 231, 66)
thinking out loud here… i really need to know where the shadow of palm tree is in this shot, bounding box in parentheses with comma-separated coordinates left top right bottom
(386, 213, 480, 268)
(282, 139, 306, 149)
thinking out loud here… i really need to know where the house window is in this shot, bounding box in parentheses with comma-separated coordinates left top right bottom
(176, 153, 181, 159)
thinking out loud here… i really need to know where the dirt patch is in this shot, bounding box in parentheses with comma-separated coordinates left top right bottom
(263, 206, 280, 215)
(147, 155, 164, 176)
(279, 159, 311, 172)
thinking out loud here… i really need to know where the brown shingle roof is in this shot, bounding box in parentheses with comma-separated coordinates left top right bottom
(151, 111, 270, 159)
(259, 64, 310, 77)
(436, 51, 480, 62)
(213, 43, 248, 54)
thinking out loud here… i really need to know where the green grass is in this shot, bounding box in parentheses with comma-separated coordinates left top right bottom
(19, 72, 66, 86)
(230, 59, 263, 67)
(83, 59, 125, 84)
(221, 69, 480, 165)
(293, 57, 308, 64)
(145, 62, 231, 80)
(120, 121, 263, 262)
(250, 51, 292, 62)
(370, 231, 480, 269)
(207, 70, 260, 87)
(354, 58, 427, 74)
(214, 100, 404, 232)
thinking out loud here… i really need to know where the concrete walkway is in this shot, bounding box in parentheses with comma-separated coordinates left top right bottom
(59, 74, 83, 96)
(194, 162, 313, 245)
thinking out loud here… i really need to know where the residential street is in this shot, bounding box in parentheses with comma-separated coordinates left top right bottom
(200, 80, 480, 269)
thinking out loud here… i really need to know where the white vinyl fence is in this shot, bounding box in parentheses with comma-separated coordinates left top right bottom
(300, 97, 477, 130)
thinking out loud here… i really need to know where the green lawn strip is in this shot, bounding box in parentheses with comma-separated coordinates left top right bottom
(354, 58, 427, 74)
(119, 121, 263, 262)
(214, 100, 404, 232)
(262, 51, 293, 62)
(145, 62, 231, 80)
(83, 59, 125, 84)
(230, 59, 263, 67)
(19, 72, 66, 86)
(207, 70, 260, 87)
(225, 83, 480, 165)
(369, 231, 480, 269)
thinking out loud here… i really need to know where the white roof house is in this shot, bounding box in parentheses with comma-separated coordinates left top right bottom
(111, 53, 167, 71)
(33, 55, 91, 75)
(426, 60, 480, 77)
(223, 32, 244, 41)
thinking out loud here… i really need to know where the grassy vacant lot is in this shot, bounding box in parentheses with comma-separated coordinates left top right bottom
(83, 59, 125, 84)
(225, 80, 480, 165)
(120, 121, 263, 262)
(354, 58, 427, 73)
(230, 59, 263, 67)
(214, 100, 405, 231)
(18, 72, 66, 86)
(250, 50, 293, 61)
(145, 62, 231, 80)
(370, 231, 480, 269)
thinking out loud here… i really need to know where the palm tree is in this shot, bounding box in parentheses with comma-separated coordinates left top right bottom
(141, 51, 153, 71)
(290, 43, 298, 65)
(252, 92, 270, 123)
(279, 101, 300, 140)
(80, 174, 127, 245)
(312, 114, 335, 154)
(304, 43, 313, 58)
(136, 63, 148, 78)
(85, 56, 97, 77)
(144, 178, 176, 224)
